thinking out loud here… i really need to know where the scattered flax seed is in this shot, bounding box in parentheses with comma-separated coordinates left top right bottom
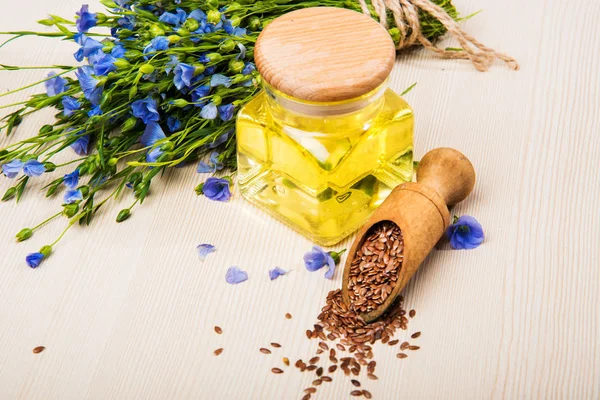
(285, 313, 292, 319)
(302, 394, 311, 400)
(388, 339, 399, 346)
(318, 342, 329, 351)
(306, 330, 312, 339)
(306, 365, 318, 371)
(351, 379, 361, 387)
(313, 379, 322, 386)
(409, 345, 420, 350)
(328, 365, 337, 373)
(321, 376, 332, 382)
(330, 356, 338, 363)
(32, 346, 45, 354)
(351, 390, 363, 396)
(367, 361, 376, 372)
(309, 356, 320, 365)
(409, 309, 416, 318)
(400, 342, 410, 350)
(367, 373, 378, 380)
(397, 353, 408, 359)
(363, 390, 373, 399)
(271, 368, 284, 374)
(316, 349, 324, 355)
(336, 344, 346, 351)
(316, 367, 323, 377)
(411, 332, 421, 339)
(271, 342, 282, 348)
(214, 326, 223, 334)
(214, 348, 223, 356)
(304, 388, 317, 394)
(260, 348, 272, 354)
(327, 333, 336, 340)
(283, 357, 290, 366)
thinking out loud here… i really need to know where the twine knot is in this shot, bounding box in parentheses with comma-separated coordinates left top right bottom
(358, 0, 519, 71)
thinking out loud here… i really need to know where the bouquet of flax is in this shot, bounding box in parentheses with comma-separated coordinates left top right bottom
(0, 0, 514, 267)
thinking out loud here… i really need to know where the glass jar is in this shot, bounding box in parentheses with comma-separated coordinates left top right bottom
(236, 7, 414, 245)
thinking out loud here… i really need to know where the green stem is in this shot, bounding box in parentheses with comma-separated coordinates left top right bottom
(32, 211, 63, 231)
(50, 221, 74, 247)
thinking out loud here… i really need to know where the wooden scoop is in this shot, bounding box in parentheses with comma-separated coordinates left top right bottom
(341, 148, 476, 322)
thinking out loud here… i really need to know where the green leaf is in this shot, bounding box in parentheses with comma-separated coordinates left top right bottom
(400, 82, 417, 96)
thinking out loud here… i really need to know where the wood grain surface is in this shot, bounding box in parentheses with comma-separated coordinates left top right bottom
(0, 0, 599, 399)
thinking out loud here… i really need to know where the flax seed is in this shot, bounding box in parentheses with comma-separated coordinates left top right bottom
(283, 357, 290, 366)
(316, 367, 323, 377)
(260, 348, 271, 354)
(408, 345, 420, 350)
(214, 326, 222, 334)
(363, 390, 373, 399)
(285, 313, 292, 319)
(214, 348, 223, 356)
(271, 368, 283, 374)
(388, 339, 399, 346)
(309, 356, 320, 365)
(351, 379, 361, 387)
(313, 379, 322, 386)
(411, 332, 421, 339)
(351, 390, 363, 396)
(367, 373, 378, 380)
(302, 394, 311, 400)
(271, 342, 281, 348)
(321, 376, 332, 382)
(328, 365, 337, 373)
(397, 353, 408, 359)
(409, 309, 416, 318)
(32, 346, 45, 354)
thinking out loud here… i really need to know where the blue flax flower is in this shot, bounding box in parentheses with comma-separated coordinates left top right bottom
(141, 122, 166, 162)
(71, 134, 90, 156)
(111, 44, 127, 58)
(197, 152, 223, 173)
(131, 97, 160, 124)
(23, 160, 45, 177)
(88, 105, 102, 117)
(143, 36, 169, 58)
(64, 189, 83, 204)
(63, 169, 80, 188)
(210, 74, 232, 88)
(218, 104, 235, 121)
(173, 63, 196, 90)
(269, 267, 288, 281)
(2, 159, 23, 178)
(26, 252, 44, 268)
(167, 116, 181, 132)
(446, 215, 485, 250)
(197, 243, 216, 261)
(62, 96, 81, 117)
(304, 246, 342, 279)
(232, 27, 247, 36)
(73, 34, 103, 62)
(45, 72, 67, 97)
(209, 130, 231, 149)
(158, 9, 187, 26)
(189, 9, 207, 22)
(75, 66, 103, 106)
(165, 55, 179, 75)
(225, 266, 248, 284)
(200, 103, 217, 119)
(202, 177, 231, 202)
(93, 53, 117, 76)
(242, 63, 256, 75)
(76, 5, 97, 33)
(191, 85, 210, 103)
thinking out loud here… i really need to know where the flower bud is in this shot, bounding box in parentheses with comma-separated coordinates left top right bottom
(124, 50, 142, 59)
(42, 162, 56, 172)
(212, 95, 222, 106)
(177, 27, 190, 37)
(40, 124, 53, 134)
(46, 183, 59, 197)
(116, 209, 131, 223)
(195, 182, 204, 195)
(121, 117, 138, 132)
(161, 141, 175, 152)
(229, 15, 242, 27)
(248, 17, 261, 31)
(102, 41, 115, 52)
(206, 52, 222, 63)
(168, 34, 181, 44)
(96, 13, 108, 24)
(114, 58, 130, 69)
(207, 10, 221, 24)
(108, 157, 118, 166)
(140, 82, 156, 92)
(140, 64, 155, 75)
(129, 85, 138, 100)
(220, 39, 236, 52)
(184, 18, 199, 32)
(118, 29, 133, 39)
(38, 18, 55, 26)
(150, 25, 166, 37)
(40, 245, 52, 257)
(227, 3, 242, 12)
(79, 185, 90, 197)
(229, 59, 245, 74)
(63, 203, 79, 218)
(170, 99, 189, 107)
(16, 228, 33, 242)
(100, 91, 112, 108)
(2, 187, 16, 201)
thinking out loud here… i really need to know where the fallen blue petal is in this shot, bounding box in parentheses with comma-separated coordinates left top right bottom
(269, 267, 288, 281)
(197, 243, 216, 261)
(226, 266, 248, 284)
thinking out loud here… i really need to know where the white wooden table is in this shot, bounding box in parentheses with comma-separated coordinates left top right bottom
(1, 0, 599, 398)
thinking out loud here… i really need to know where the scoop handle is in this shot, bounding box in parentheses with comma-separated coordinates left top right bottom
(416, 148, 476, 206)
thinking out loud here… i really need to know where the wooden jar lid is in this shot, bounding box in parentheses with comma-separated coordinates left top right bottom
(254, 7, 395, 102)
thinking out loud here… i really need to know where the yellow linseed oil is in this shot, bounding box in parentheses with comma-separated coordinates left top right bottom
(236, 85, 413, 245)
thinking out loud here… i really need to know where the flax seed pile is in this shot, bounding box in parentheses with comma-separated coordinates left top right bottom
(295, 222, 421, 398)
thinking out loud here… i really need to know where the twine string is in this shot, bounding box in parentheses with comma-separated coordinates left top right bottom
(358, 0, 520, 71)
